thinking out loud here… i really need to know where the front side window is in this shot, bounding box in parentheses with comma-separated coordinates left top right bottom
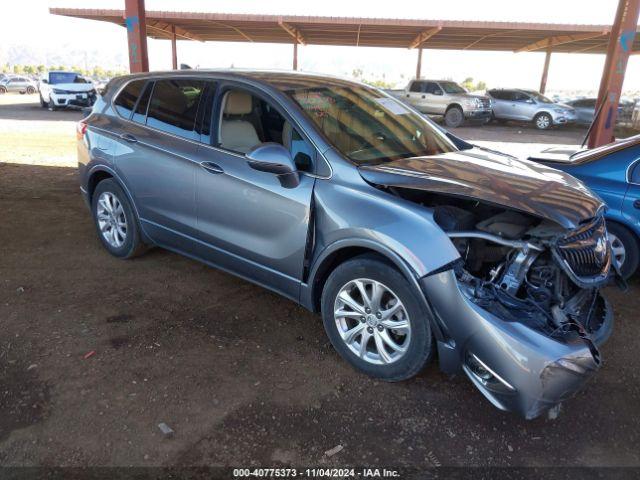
(216, 87, 314, 171)
(114, 80, 146, 119)
(277, 81, 457, 165)
(439, 81, 466, 94)
(146, 79, 205, 140)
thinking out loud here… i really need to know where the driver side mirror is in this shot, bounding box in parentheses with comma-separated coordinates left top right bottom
(246, 143, 300, 188)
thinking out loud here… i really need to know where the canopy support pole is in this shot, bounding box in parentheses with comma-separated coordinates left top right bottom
(124, 0, 149, 73)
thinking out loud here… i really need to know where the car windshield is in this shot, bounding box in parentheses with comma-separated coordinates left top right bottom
(49, 72, 90, 85)
(276, 80, 458, 165)
(525, 91, 554, 103)
(439, 81, 467, 94)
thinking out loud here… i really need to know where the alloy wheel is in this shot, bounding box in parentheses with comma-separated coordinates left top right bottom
(333, 278, 411, 365)
(608, 232, 626, 269)
(96, 192, 128, 248)
(536, 114, 551, 129)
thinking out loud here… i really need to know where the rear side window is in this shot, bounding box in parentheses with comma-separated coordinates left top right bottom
(132, 82, 153, 124)
(114, 80, 146, 119)
(425, 82, 441, 94)
(409, 81, 425, 93)
(146, 79, 205, 140)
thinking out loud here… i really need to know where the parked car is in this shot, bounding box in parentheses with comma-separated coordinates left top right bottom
(563, 97, 628, 126)
(486, 89, 577, 130)
(529, 134, 640, 278)
(78, 71, 616, 419)
(0, 75, 37, 95)
(39, 71, 97, 110)
(387, 79, 492, 127)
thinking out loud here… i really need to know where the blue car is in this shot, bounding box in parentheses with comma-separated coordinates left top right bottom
(529, 134, 640, 278)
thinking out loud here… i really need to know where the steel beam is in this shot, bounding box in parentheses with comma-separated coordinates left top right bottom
(293, 42, 298, 70)
(539, 48, 551, 93)
(416, 47, 423, 79)
(279, 20, 306, 45)
(171, 25, 177, 70)
(516, 31, 608, 53)
(409, 27, 441, 49)
(146, 20, 204, 42)
(124, 0, 149, 73)
(589, 0, 640, 148)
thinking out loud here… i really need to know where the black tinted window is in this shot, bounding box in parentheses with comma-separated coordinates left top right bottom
(146, 79, 205, 140)
(425, 82, 441, 94)
(409, 81, 425, 93)
(114, 80, 145, 119)
(131, 81, 153, 124)
(513, 91, 530, 102)
(195, 82, 217, 144)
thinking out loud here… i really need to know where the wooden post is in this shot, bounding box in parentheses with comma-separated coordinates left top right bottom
(416, 47, 423, 79)
(293, 42, 298, 70)
(588, 0, 640, 148)
(124, 0, 149, 73)
(171, 25, 177, 70)
(539, 48, 551, 93)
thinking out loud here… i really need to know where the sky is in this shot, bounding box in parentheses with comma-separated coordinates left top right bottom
(2, 0, 640, 94)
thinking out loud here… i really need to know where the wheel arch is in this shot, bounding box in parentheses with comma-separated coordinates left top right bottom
(86, 165, 152, 244)
(304, 239, 425, 314)
(446, 103, 463, 113)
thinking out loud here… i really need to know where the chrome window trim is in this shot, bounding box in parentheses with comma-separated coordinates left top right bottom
(625, 157, 640, 185)
(109, 73, 333, 180)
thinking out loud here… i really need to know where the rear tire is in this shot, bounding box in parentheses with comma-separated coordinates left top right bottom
(321, 255, 434, 381)
(534, 112, 552, 130)
(91, 179, 147, 259)
(0, 86, 6, 95)
(26, 86, 35, 94)
(607, 222, 639, 279)
(444, 106, 464, 128)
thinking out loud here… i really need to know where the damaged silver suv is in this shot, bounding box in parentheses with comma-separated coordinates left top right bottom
(78, 71, 616, 419)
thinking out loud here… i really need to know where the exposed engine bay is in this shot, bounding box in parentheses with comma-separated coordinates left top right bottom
(394, 188, 613, 358)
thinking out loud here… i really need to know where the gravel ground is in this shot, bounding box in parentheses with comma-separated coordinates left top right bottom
(1, 95, 639, 471)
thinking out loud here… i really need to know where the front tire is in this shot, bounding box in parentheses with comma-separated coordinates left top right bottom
(607, 222, 639, 279)
(321, 255, 434, 381)
(444, 106, 464, 128)
(26, 86, 35, 94)
(534, 112, 552, 130)
(39, 94, 47, 108)
(92, 179, 146, 259)
(48, 98, 57, 111)
(0, 86, 6, 95)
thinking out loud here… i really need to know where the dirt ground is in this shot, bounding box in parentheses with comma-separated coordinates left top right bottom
(1, 95, 640, 471)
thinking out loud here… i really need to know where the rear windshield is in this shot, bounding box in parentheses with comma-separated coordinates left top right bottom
(274, 79, 457, 165)
(49, 72, 90, 85)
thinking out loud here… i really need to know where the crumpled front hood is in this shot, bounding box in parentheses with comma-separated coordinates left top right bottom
(359, 148, 604, 229)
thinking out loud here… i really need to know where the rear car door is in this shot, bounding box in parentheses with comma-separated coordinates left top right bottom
(406, 81, 427, 111)
(111, 77, 206, 244)
(488, 90, 509, 118)
(191, 83, 316, 300)
(425, 82, 447, 114)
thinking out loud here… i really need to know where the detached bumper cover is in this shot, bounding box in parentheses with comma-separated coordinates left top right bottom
(421, 270, 613, 419)
(465, 109, 492, 119)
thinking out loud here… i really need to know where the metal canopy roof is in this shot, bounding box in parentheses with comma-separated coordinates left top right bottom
(50, 8, 640, 54)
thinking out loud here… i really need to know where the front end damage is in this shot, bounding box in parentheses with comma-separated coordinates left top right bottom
(359, 150, 618, 418)
(422, 201, 613, 419)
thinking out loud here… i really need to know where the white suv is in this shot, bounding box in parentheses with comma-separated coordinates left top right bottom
(39, 71, 97, 110)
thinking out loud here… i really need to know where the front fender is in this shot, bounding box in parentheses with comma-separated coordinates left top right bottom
(309, 176, 460, 280)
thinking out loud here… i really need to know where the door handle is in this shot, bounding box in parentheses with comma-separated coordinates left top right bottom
(633, 199, 640, 209)
(200, 161, 224, 174)
(120, 133, 138, 143)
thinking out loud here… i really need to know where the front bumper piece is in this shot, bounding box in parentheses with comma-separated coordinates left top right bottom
(421, 270, 612, 419)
